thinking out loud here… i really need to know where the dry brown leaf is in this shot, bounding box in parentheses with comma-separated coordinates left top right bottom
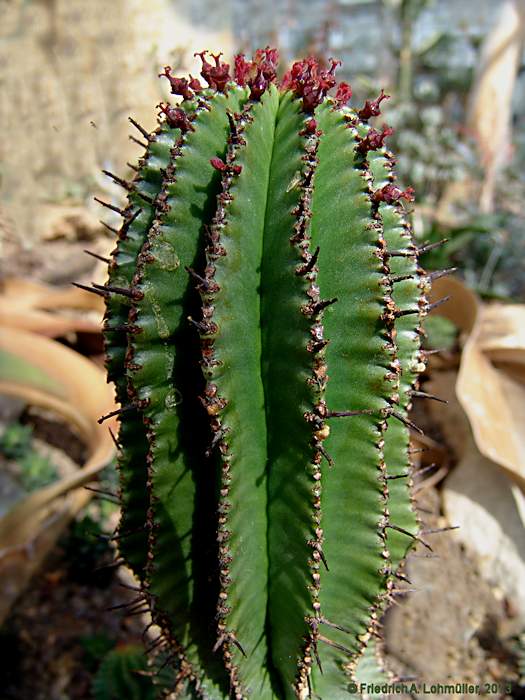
(444, 446, 525, 625)
(467, 0, 525, 212)
(0, 276, 103, 337)
(426, 373, 525, 622)
(430, 277, 525, 490)
(458, 319, 525, 490)
(478, 303, 525, 363)
(0, 326, 117, 622)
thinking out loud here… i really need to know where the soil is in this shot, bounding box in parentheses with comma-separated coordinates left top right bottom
(0, 543, 146, 700)
(384, 489, 523, 699)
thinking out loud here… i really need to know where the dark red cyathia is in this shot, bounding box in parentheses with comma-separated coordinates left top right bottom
(159, 67, 194, 100)
(373, 183, 415, 204)
(158, 103, 194, 132)
(357, 88, 390, 120)
(195, 50, 231, 92)
(334, 81, 352, 107)
(356, 125, 394, 155)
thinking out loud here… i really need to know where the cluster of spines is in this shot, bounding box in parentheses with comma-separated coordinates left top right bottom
(98, 119, 170, 580)
(381, 149, 430, 580)
(125, 98, 208, 694)
(92, 47, 451, 699)
(361, 135, 400, 653)
(93, 133, 200, 692)
(345, 107, 433, 681)
(281, 64, 407, 694)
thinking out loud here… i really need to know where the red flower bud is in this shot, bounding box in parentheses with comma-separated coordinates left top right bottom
(210, 158, 242, 176)
(373, 184, 415, 204)
(210, 157, 227, 171)
(305, 118, 317, 133)
(334, 81, 352, 107)
(356, 125, 394, 155)
(357, 89, 390, 120)
(158, 103, 194, 132)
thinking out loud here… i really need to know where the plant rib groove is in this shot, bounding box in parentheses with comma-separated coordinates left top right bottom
(196, 89, 282, 699)
(260, 93, 327, 700)
(287, 118, 329, 698)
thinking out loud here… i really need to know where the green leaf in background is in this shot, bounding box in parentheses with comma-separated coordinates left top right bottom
(0, 423, 33, 460)
(80, 633, 116, 673)
(92, 645, 156, 700)
(0, 422, 58, 492)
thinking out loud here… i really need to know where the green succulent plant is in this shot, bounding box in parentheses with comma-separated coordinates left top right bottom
(88, 48, 440, 699)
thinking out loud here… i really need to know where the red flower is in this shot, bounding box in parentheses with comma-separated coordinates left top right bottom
(357, 89, 390, 120)
(373, 184, 415, 204)
(159, 67, 194, 101)
(282, 56, 343, 112)
(356, 125, 394, 155)
(195, 51, 231, 92)
(334, 81, 352, 107)
(158, 103, 194, 132)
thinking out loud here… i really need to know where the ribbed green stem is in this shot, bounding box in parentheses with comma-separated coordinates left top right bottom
(309, 104, 396, 697)
(127, 88, 247, 697)
(100, 49, 431, 700)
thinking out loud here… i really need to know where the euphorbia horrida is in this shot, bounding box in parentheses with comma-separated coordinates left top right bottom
(93, 47, 439, 699)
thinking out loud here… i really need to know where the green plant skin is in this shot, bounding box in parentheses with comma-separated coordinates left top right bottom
(104, 119, 183, 577)
(261, 91, 321, 699)
(208, 87, 283, 696)
(308, 104, 395, 698)
(365, 138, 422, 569)
(101, 51, 429, 700)
(128, 87, 248, 698)
(349, 129, 424, 691)
(92, 644, 155, 700)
